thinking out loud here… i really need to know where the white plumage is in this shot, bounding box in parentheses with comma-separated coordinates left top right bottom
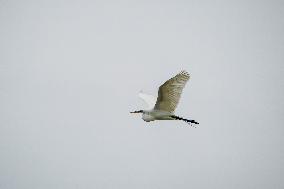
(138, 91, 156, 110)
(131, 70, 199, 126)
(154, 70, 190, 113)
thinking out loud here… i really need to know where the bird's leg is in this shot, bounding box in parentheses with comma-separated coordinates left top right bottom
(170, 115, 199, 128)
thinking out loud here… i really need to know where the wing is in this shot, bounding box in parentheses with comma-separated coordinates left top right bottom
(138, 91, 156, 110)
(154, 70, 190, 113)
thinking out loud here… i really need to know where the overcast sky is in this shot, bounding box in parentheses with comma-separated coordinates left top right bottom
(1, 0, 284, 188)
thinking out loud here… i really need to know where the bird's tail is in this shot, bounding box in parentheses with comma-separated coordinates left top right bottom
(170, 115, 199, 127)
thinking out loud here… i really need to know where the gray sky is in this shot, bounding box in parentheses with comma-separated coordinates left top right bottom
(1, 0, 284, 188)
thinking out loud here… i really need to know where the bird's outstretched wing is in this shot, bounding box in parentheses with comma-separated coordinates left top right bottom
(154, 70, 190, 113)
(138, 91, 156, 110)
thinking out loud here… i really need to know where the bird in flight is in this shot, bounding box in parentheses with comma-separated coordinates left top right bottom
(131, 70, 199, 126)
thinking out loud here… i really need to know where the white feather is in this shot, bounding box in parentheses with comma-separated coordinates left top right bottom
(154, 70, 190, 113)
(138, 91, 156, 110)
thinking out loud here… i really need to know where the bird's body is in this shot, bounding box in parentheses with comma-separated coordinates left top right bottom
(142, 110, 175, 122)
(131, 70, 199, 126)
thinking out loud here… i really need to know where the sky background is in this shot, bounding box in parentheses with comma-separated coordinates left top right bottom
(1, 0, 284, 188)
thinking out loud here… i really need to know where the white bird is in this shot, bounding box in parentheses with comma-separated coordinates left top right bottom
(131, 70, 199, 126)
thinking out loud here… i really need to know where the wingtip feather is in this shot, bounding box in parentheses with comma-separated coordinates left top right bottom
(179, 70, 190, 78)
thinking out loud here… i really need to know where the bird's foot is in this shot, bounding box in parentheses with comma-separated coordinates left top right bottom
(186, 120, 199, 128)
(188, 122, 197, 128)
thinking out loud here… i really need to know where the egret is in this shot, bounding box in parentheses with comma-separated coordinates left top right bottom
(131, 70, 199, 126)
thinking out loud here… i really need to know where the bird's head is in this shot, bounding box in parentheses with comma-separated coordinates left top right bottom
(130, 110, 144, 114)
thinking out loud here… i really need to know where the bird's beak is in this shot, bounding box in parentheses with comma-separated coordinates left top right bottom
(130, 110, 142, 113)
